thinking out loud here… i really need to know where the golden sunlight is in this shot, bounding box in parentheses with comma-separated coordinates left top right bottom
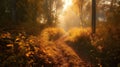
(58, 0, 80, 31)
(62, 0, 73, 11)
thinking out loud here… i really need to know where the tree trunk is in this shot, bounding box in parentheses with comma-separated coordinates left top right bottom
(92, 0, 96, 34)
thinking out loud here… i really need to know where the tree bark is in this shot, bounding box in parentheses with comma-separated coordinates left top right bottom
(92, 0, 96, 34)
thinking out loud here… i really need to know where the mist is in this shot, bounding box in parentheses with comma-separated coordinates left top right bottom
(57, 0, 92, 31)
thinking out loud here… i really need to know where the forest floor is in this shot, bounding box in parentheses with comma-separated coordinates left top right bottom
(0, 27, 91, 67)
(0, 26, 120, 67)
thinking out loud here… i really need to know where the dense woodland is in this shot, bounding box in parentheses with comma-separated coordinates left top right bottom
(0, 0, 120, 67)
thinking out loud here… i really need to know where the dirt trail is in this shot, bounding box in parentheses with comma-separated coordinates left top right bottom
(38, 31, 88, 67)
(53, 34, 87, 67)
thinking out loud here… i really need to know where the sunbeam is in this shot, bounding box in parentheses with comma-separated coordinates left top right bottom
(58, 0, 80, 31)
(62, 0, 73, 12)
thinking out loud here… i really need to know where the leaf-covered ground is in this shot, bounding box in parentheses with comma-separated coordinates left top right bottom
(0, 26, 120, 67)
(0, 28, 88, 67)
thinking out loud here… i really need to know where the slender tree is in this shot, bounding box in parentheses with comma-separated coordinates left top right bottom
(92, 0, 96, 34)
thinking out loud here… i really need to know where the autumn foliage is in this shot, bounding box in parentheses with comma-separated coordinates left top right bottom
(0, 23, 120, 67)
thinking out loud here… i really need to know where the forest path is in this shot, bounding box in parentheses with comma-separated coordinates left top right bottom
(52, 34, 87, 67)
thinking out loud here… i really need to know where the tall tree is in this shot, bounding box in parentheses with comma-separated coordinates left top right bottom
(16, 0, 56, 26)
(77, 0, 92, 27)
(92, 0, 96, 34)
(43, 0, 56, 26)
